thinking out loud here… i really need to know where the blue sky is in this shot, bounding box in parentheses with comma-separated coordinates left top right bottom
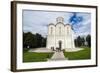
(23, 10, 91, 38)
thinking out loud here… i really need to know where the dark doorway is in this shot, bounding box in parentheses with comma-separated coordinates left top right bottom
(59, 41, 62, 51)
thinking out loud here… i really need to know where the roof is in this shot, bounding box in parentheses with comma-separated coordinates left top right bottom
(48, 23, 55, 26)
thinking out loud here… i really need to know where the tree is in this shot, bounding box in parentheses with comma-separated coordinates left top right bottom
(86, 34, 91, 47)
(23, 32, 37, 48)
(74, 39, 78, 47)
(77, 36, 82, 47)
(23, 32, 46, 48)
(74, 36, 85, 47)
(36, 33, 43, 47)
(42, 38, 46, 47)
(81, 37, 85, 46)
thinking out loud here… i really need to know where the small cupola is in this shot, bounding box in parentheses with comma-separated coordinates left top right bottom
(56, 17, 64, 23)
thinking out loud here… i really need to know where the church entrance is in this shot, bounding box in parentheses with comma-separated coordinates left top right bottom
(58, 41, 62, 51)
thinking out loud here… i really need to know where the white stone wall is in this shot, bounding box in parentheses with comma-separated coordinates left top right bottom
(55, 23, 65, 49)
(46, 17, 75, 50)
(46, 24, 56, 49)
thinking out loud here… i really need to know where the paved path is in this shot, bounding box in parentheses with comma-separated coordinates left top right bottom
(65, 48, 83, 52)
(49, 51, 67, 61)
(29, 48, 83, 53)
(28, 47, 53, 53)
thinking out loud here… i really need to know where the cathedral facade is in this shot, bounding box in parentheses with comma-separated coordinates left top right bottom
(46, 17, 75, 50)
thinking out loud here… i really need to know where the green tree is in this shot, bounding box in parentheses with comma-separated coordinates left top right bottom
(86, 35, 91, 47)
(42, 38, 46, 47)
(23, 32, 47, 48)
(75, 36, 85, 47)
(23, 32, 36, 48)
(74, 39, 78, 47)
(77, 36, 82, 47)
(35, 33, 42, 47)
(81, 37, 85, 46)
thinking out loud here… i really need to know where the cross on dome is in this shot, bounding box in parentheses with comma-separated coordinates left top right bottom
(56, 17, 64, 23)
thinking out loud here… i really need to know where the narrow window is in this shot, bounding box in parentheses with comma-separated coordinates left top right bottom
(59, 27, 61, 35)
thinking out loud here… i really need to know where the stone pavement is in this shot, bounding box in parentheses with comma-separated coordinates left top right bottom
(48, 51, 67, 61)
(65, 48, 83, 52)
(28, 47, 53, 53)
(29, 47, 83, 53)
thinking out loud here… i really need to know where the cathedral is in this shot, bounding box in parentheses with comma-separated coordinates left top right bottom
(46, 17, 75, 51)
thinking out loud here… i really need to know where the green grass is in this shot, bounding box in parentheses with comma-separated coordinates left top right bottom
(63, 47, 91, 60)
(23, 52, 54, 62)
(23, 48, 29, 52)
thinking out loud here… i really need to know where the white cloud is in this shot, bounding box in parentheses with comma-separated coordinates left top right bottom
(23, 10, 91, 38)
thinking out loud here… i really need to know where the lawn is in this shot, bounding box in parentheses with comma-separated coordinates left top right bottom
(23, 52, 54, 62)
(63, 47, 91, 60)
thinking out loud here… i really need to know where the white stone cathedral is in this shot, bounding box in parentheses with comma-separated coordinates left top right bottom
(46, 17, 75, 51)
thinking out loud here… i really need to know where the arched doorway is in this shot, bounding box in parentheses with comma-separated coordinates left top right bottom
(59, 41, 62, 51)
